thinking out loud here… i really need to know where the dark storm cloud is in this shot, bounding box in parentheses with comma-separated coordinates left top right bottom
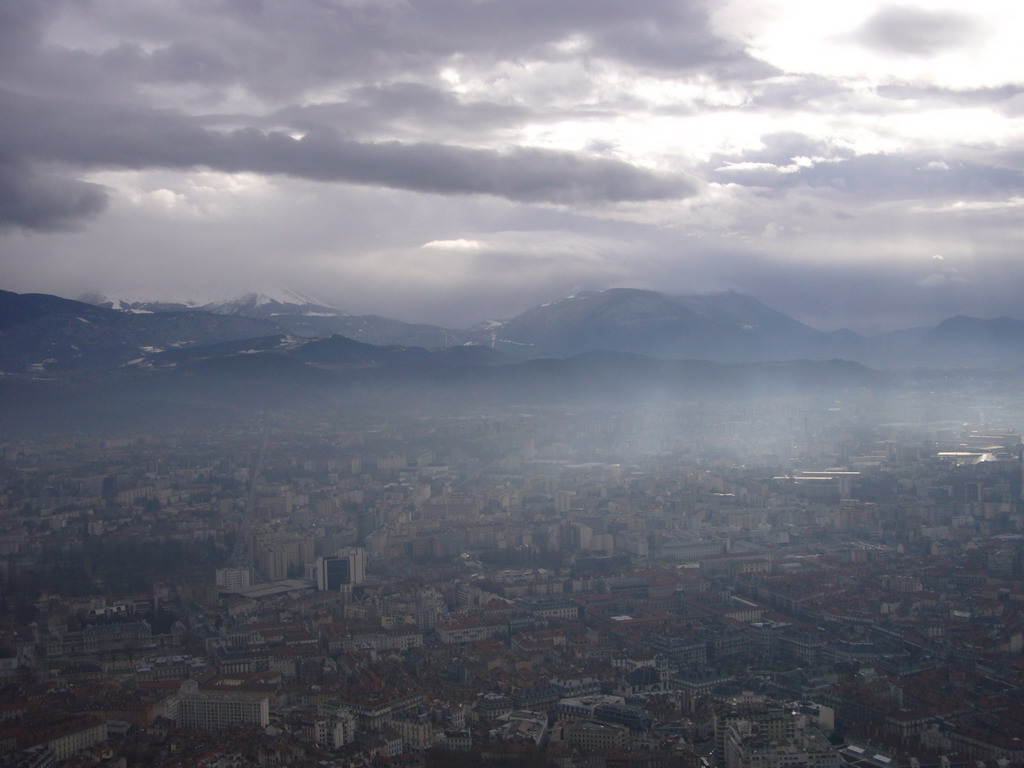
(0, 160, 108, 232)
(855, 5, 983, 57)
(1, 90, 693, 205)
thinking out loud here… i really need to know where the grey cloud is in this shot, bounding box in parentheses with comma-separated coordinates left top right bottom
(647, 75, 855, 118)
(2, 91, 694, 205)
(710, 132, 850, 169)
(21, 0, 764, 104)
(586, 6, 776, 78)
(855, 5, 984, 57)
(0, 0, 62, 68)
(0, 0, 752, 217)
(877, 83, 1024, 117)
(359, 0, 766, 76)
(878, 83, 1024, 106)
(723, 258, 986, 334)
(277, 134, 693, 204)
(273, 83, 539, 141)
(0, 161, 109, 232)
(712, 149, 1023, 202)
(747, 76, 852, 111)
(119, 40, 234, 85)
(2, 0, 1018, 336)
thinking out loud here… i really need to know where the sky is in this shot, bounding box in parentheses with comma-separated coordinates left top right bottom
(1, 0, 1022, 333)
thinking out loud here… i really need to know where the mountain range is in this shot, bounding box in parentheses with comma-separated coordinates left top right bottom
(77, 286, 1024, 369)
(3, 286, 1024, 433)
(0, 290, 281, 374)
(87, 289, 477, 348)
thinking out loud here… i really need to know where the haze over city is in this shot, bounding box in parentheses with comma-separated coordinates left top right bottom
(2, 0, 1023, 332)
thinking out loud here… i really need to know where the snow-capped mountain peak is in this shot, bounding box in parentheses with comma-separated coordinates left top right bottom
(79, 291, 205, 313)
(473, 319, 507, 331)
(80, 287, 350, 320)
(202, 290, 349, 319)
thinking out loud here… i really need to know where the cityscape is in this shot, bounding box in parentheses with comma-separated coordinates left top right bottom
(3, 0, 1024, 766)
(2, 386, 1024, 767)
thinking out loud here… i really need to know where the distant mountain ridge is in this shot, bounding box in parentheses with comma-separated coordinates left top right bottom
(9, 286, 1024, 434)
(202, 290, 349, 319)
(88, 290, 475, 347)
(474, 288, 842, 360)
(55, 286, 1024, 369)
(0, 325, 887, 434)
(88, 287, 845, 359)
(0, 290, 285, 374)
